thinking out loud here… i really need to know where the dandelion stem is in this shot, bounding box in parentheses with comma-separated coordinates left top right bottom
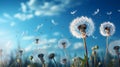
(53, 58, 58, 67)
(83, 38, 89, 67)
(42, 63, 46, 67)
(106, 36, 109, 53)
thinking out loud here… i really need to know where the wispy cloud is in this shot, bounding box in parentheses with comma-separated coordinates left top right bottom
(21, 2, 27, 13)
(24, 36, 58, 51)
(48, 38, 57, 43)
(92, 9, 100, 15)
(73, 42, 83, 50)
(106, 11, 112, 15)
(14, 0, 80, 21)
(24, 44, 34, 52)
(14, 13, 33, 21)
(28, 0, 70, 16)
(70, 10, 77, 15)
(10, 21, 16, 27)
(53, 32, 60, 36)
(118, 9, 120, 12)
(3, 13, 12, 19)
(39, 38, 57, 45)
(0, 14, 16, 27)
(22, 36, 34, 40)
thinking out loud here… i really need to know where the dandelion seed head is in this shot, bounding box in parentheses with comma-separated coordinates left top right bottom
(58, 38, 70, 49)
(70, 16, 95, 39)
(108, 40, 120, 56)
(100, 22, 115, 36)
(60, 57, 67, 65)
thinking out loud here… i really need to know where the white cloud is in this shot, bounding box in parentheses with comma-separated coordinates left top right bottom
(27, 0, 65, 16)
(25, 37, 57, 51)
(42, 45, 51, 49)
(70, 10, 77, 15)
(14, 0, 81, 21)
(48, 38, 57, 43)
(3, 13, 12, 19)
(92, 9, 99, 15)
(106, 11, 112, 15)
(73, 42, 83, 49)
(22, 36, 34, 40)
(0, 13, 17, 27)
(21, 2, 27, 13)
(118, 10, 120, 12)
(39, 38, 57, 45)
(53, 32, 60, 36)
(10, 22, 16, 27)
(14, 13, 33, 21)
(51, 19, 58, 25)
(24, 44, 34, 52)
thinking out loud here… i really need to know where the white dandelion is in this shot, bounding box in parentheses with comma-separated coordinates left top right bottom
(60, 57, 67, 66)
(108, 40, 120, 56)
(69, 16, 95, 39)
(100, 21, 115, 36)
(58, 38, 70, 49)
(100, 22, 116, 58)
(31, 48, 48, 64)
(69, 16, 94, 67)
(58, 38, 70, 62)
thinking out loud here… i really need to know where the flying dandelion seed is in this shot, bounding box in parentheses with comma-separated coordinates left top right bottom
(100, 21, 115, 36)
(108, 40, 120, 56)
(58, 38, 70, 49)
(69, 16, 95, 39)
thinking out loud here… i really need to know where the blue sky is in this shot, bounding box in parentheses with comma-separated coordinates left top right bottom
(0, 0, 120, 58)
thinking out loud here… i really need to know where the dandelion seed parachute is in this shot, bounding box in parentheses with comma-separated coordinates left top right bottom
(70, 16, 95, 38)
(108, 40, 120, 56)
(100, 22, 115, 36)
(58, 38, 70, 49)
